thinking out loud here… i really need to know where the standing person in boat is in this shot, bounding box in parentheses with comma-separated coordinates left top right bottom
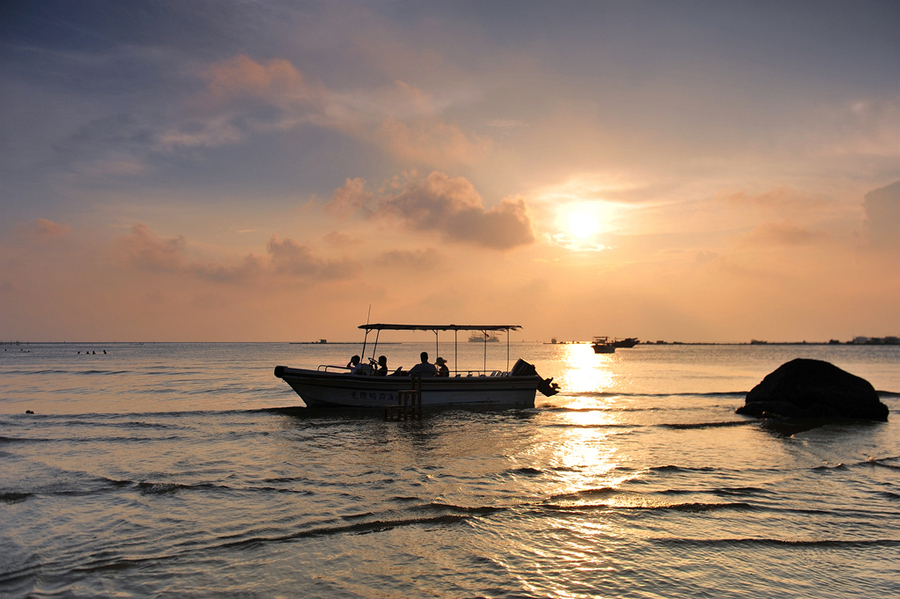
(435, 357, 449, 377)
(375, 355, 388, 376)
(408, 352, 438, 377)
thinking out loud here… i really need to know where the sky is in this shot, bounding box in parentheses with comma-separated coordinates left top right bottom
(1, 0, 898, 343)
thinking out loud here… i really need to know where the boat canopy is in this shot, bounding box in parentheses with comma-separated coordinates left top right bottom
(359, 324, 520, 332)
(357, 324, 521, 373)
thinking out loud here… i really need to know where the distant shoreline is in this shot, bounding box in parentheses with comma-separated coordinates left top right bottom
(3, 340, 899, 346)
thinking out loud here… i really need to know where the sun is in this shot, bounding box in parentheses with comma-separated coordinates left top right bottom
(566, 210, 599, 240)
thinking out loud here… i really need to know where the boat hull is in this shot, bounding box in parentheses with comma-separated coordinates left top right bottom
(274, 366, 539, 408)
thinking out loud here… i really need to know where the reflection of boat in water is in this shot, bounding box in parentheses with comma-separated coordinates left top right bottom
(591, 336, 616, 354)
(468, 332, 500, 342)
(275, 323, 559, 408)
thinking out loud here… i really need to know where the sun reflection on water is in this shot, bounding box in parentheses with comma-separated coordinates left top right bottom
(535, 344, 645, 519)
(554, 343, 619, 395)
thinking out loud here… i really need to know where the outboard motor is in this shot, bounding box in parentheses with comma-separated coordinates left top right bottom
(511, 359, 560, 396)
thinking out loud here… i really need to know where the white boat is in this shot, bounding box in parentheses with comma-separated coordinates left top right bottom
(591, 336, 616, 354)
(274, 323, 559, 408)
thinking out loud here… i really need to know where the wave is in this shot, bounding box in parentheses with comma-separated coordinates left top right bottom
(866, 456, 900, 470)
(17, 368, 133, 376)
(562, 390, 749, 399)
(215, 513, 471, 551)
(655, 537, 900, 548)
(541, 500, 758, 513)
(549, 487, 620, 502)
(660, 420, 754, 430)
(0, 491, 32, 503)
(647, 464, 718, 473)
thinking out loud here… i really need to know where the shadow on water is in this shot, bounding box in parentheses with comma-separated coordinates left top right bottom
(753, 416, 887, 438)
(258, 405, 538, 421)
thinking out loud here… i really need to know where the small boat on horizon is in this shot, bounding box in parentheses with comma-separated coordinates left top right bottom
(468, 332, 500, 342)
(591, 336, 640, 353)
(275, 323, 559, 409)
(612, 337, 639, 348)
(591, 336, 616, 353)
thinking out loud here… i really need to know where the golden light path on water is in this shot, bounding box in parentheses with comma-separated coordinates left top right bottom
(508, 343, 634, 598)
(544, 343, 634, 496)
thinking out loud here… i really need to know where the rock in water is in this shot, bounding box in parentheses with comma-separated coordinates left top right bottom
(736, 358, 889, 421)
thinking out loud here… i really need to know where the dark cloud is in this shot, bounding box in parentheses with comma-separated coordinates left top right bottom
(863, 181, 900, 247)
(330, 171, 535, 250)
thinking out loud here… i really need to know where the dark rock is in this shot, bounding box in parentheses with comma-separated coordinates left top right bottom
(736, 358, 889, 421)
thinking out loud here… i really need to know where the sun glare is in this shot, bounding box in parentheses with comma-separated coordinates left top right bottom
(567, 211, 599, 240)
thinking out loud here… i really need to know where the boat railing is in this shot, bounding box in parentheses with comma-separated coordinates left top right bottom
(315, 364, 510, 377)
(456, 369, 506, 377)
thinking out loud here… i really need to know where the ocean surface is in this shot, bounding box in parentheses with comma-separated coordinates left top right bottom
(2, 341, 899, 598)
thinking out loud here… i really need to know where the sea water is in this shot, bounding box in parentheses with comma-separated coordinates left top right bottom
(1, 342, 899, 598)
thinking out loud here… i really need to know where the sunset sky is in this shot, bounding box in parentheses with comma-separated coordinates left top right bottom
(2, 1, 898, 343)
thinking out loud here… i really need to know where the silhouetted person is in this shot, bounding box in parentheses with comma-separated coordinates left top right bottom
(435, 356, 449, 377)
(408, 352, 437, 377)
(375, 355, 388, 376)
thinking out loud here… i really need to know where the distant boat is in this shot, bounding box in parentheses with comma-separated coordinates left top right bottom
(469, 332, 500, 342)
(591, 336, 639, 353)
(612, 337, 639, 348)
(591, 336, 616, 354)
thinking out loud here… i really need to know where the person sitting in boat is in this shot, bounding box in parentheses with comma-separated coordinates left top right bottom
(435, 356, 449, 377)
(408, 351, 438, 377)
(374, 355, 388, 376)
(347, 355, 372, 374)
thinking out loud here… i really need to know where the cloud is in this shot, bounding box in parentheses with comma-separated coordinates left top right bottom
(487, 119, 528, 129)
(742, 220, 822, 246)
(322, 230, 362, 248)
(202, 55, 312, 106)
(266, 234, 361, 279)
(863, 180, 900, 248)
(719, 186, 827, 214)
(23, 219, 71, 238)
(329, 171, 535, 250)
(548, 234, 608, 252)
(377, 118, 492, 166)
(158, 55, 323, 150)
(155, 54, 492, 168)
(188, 255, 268, 284)
(325, 177, 373, 217)
(116, 223, 187, 273)
(115, 224, 359, 282)
(374, 247, 442, 271)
